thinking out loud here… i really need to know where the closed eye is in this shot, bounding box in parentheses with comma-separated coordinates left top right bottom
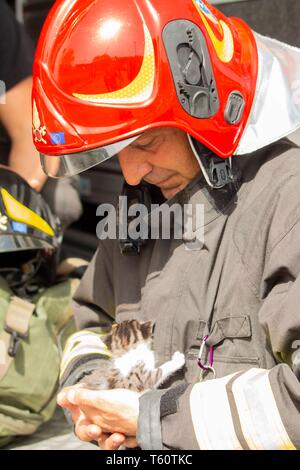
(132, 136, 159, 151)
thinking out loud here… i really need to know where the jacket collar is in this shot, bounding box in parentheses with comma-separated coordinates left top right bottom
(172, 167, 241, 231)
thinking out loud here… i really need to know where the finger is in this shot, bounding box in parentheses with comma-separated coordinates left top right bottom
(57, 397, 81, 425)
(57, 392, 83, 425)
(123, 437, 139, 449)
(57, 384, 85, 408)
(98, 433, 126, 450)
(66, 388, 106, 409)
(57, 390, 73, 408)
(57, 383, 84, 408)
(75, 424, 93, 442)
(85, 424, 102, 440)
(75, 414, 101, 442)
(69, 405, 81, 424)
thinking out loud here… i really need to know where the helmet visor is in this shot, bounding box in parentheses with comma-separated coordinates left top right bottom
(40, 135, 140, 177)
(0, 233, 54, 253)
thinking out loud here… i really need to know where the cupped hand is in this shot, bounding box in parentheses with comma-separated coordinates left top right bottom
(63, 387, 140, 436)
(57, 386, 139, 449)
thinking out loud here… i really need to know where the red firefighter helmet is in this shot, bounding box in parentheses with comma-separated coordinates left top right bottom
(32, 0, 258, 177)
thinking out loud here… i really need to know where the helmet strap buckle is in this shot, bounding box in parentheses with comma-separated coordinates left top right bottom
(208, 155, 234, 188)
(188, 135, 238, 189)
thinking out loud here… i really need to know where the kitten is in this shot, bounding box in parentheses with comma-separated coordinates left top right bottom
(82, 320, 185, 392)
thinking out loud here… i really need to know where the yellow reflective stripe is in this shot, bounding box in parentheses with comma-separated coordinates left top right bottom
(73, 23, 155, 104)
(62, 330, 108, 359)
(1, 188, 54, 237)
(190, 373, 243, 450)
(192, 0, 234, 63)
(232, 368, 296, 450)
(60, 330, 111, 378)
(60, 347, 111, 379)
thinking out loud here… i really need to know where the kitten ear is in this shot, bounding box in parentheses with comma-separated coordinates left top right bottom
(140, 321, 153, 339)
(111, 323, 118, 331)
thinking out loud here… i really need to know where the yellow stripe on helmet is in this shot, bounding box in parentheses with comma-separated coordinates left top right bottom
(1, 188, 54, 237)
(73, 23, 155, 105)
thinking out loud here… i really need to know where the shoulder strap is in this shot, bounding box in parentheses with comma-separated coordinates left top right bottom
(0, 296, 35, 381)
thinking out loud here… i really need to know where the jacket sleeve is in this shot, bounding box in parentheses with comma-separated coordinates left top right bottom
(137, 220, 300, 450)
(60, 241, 115, 389)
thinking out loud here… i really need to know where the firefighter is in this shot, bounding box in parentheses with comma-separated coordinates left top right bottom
(33, 0, 300, 450)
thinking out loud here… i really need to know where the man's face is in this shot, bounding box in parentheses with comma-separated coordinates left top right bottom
(117, 127, 201, 199)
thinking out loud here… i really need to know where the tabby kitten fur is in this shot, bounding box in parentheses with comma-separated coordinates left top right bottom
(82, 320, 185, 392)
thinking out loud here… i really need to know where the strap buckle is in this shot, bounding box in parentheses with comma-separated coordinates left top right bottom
(4, 325, 28, 357)
(208, 156, 234, 188)
(120, 240, 143, 255)
(3, 296, 34, 358)
(188, 136, 239, 189)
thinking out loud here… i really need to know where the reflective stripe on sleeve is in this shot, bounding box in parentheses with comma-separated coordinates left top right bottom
(190, 372, 243, 450)
(231, 368, 296, 450)
(190, 368, 296, 450)
(60, 330, 111, 379)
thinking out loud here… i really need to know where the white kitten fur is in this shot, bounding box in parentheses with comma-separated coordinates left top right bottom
(113, 343, 155, 377)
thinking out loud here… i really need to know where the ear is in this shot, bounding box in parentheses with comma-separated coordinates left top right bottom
(111, 323, 118, 332)
(140, 321, 153, 340)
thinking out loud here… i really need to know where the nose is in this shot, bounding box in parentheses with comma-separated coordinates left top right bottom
(118, 149, 153, 186)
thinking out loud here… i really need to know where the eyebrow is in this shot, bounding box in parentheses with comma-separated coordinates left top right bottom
(132, 135, 158, 148)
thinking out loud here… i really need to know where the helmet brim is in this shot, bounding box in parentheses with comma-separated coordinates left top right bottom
(0, 233, 54, 253)
(40, 135, 140, 177)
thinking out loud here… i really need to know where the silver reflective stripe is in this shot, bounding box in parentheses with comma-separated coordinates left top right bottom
(236, 33, 300, 155)
(190, 372, 243, 449)
(189, 368, 296, 450)
(232, 368, 296, 450)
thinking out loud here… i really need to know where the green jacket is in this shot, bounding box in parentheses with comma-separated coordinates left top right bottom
(0, 276, 77, 447)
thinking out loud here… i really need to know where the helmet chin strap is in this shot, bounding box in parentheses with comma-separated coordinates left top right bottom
(187, 134, 236, 189)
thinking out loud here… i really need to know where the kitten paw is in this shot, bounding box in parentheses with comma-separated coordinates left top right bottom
(172, 351, 185, 369)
